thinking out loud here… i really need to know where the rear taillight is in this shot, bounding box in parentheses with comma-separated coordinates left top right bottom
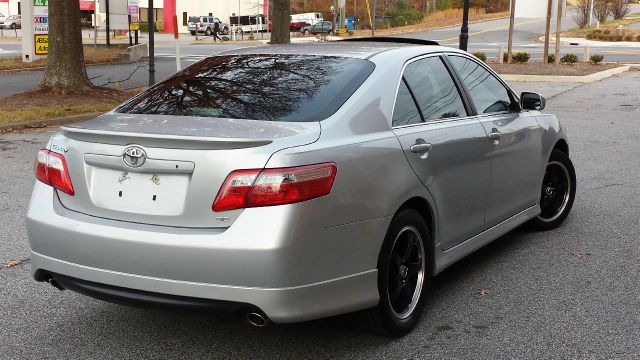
(35, 149, 74, 195)
(212, 163, 337, 212)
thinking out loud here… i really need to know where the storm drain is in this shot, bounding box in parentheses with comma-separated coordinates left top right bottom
(619, 104, 639, 112)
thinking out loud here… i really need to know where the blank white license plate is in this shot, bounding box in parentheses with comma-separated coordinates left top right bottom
(88, 167, 190, 216)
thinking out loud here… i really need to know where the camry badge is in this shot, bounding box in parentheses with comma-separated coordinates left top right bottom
(123, 146, 147, 168)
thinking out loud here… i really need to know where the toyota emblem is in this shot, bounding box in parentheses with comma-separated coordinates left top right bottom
(123, 146, 147, 168)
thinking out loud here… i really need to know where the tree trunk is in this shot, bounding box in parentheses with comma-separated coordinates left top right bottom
(271, 0, 291, 44)
(39, 0, 91, 90)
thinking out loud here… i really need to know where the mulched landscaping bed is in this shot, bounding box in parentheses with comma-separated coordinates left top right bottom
(0, 87, 144, 128)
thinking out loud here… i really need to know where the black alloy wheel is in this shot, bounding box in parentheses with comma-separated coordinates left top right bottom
(528, 149, 576, 230)
(351, 208, 432, 336)
(387, 226, 425, 319)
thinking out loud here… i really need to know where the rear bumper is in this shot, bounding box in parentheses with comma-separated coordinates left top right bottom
(36, 271, 255, 316)
(27, 184, 384, 322)
(32, 258, 377, 322)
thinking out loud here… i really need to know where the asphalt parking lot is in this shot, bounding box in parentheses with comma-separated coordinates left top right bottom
(1, 72, 639, 359)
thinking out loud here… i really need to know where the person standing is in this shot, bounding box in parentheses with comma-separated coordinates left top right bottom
(213, 21, 222, 42)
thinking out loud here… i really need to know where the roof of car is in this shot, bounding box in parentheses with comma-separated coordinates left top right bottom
(221, 41, 460, 60)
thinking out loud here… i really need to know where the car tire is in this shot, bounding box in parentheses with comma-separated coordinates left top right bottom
(204, 27, 212, 36)
(351, 208, 432, 337)
(303, 29, 309, 35)
(527, 149, 576, 231)
(223, 27, 229, 35)
(190, 30, 196, 36)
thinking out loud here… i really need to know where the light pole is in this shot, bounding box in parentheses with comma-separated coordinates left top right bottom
(148, 0, 155, 85)
(459, 0, 469, 51)
(93, 0, 97, 48)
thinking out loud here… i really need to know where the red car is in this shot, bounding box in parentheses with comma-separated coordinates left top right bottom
(267, 20, 309, 32)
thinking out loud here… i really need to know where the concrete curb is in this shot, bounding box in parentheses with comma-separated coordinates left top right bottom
(0, 112, 104, 133)
(499, 65, 631, 83)
(540, 35, 640, 48)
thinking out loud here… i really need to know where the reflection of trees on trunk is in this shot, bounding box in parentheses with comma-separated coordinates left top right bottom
(117, 55, 370, 122)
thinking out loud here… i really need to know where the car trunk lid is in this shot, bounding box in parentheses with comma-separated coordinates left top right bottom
(52, 113, 320, 228)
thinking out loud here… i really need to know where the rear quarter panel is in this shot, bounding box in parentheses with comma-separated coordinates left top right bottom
(263, 54, 439, 277)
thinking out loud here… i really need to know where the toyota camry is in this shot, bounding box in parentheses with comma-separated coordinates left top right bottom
(27, 38, 576, 336)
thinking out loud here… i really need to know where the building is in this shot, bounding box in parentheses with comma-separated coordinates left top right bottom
(0, 0, 20, 16)
(1, 0, 268, 33)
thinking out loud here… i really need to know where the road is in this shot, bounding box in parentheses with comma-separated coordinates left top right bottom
(2, 6, 640, 97)
(404, 5, 640, 63)
(0, 43, 250, 98)
(1, 72, 639, 358)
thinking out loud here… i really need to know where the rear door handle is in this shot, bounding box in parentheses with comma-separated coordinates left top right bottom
(410, 141, 432, 154)
(488, 129, 503, 144)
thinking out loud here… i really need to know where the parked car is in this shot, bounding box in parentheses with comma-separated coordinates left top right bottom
(267, 20, 309, 32)
(0, 15, 20, 29)
(302, 20, 333, 35)
(0, 15, 22, 29)
(187, 16, 229, 36)
(27, 38, 576, 337)
(291, 12, 324, 26)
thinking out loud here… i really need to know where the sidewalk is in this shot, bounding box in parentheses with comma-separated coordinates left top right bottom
(508, 81, 582, 99)
(543, 36, 640, 48)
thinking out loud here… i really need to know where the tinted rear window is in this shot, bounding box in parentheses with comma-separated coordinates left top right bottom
(188, 16, 200, 23)
(116, 55, 375, 122)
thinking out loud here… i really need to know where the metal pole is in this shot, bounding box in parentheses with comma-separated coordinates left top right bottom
(544, 0, 552, 63)
(588, 0, 594, 28)
(148, 0, 156, 85)
(554, 0, 562, 65)
(173, 15, 181, 71)
(507, 0, 516, 63)
(128, 15, 133, 46)
(106, 0, 110, 47)
(459, 0, 470, 51)
(372, 0, 376, 36)
(93, 0, 97, 48)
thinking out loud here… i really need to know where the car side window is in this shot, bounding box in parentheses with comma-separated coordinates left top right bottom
(448, 55, 514, 114)
(392, 80, 423, 127)
(403, 57, 468, 121)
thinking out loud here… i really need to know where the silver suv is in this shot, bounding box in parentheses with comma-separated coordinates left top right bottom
(187, 15, 229, 36)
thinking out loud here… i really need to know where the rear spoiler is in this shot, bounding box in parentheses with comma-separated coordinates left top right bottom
(339, 37, 439, 46)
(60, 126, 273, 150)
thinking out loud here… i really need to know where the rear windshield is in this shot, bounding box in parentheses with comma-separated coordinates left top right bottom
(188, 16, 200, 23)
(116, 55, 375, 122)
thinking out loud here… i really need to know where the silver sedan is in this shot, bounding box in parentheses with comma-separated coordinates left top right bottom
(27, 38, 576, 336)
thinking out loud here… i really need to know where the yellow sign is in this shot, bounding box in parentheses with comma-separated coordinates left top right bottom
(34, 34, 48, 55)
(130, 22, 140, 31)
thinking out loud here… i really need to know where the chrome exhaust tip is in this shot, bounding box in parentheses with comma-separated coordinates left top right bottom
(246, 312, 268, 327)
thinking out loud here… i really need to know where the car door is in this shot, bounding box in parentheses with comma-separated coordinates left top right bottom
(447, 54, 543, 228)
(392, 55, 493, 250)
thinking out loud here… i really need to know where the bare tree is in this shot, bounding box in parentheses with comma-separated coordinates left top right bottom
(271, 0, 291, 44)
(39, 0, 91, 90)
(610, 0, 630, 20)
(573, 0, 590, 29)
(592, 0, 610, 24)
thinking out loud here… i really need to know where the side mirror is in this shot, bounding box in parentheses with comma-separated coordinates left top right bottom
(520, 92, 546, 111)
